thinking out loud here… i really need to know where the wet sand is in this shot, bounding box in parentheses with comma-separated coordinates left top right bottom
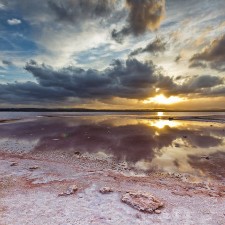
(0, 114, 225, 224)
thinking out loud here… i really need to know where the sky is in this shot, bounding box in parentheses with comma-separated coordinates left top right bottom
(0, 0, 225, 110)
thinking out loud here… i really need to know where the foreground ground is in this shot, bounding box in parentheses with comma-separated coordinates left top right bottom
(0, 151, 225, 225)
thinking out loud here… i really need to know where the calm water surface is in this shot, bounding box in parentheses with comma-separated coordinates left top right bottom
(0, 112, 225, 182)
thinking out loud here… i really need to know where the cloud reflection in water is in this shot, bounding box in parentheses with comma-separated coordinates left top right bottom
(0, 116, 224, 181)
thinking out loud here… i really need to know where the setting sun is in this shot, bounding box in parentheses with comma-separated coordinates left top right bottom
(143, 94, 185, 105)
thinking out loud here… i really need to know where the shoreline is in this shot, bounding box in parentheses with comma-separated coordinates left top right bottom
(0, 113, 225, 224)
(1, 150, 225, 225)
(1, 114, 225, 125)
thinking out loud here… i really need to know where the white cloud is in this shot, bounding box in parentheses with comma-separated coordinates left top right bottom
(7, 18, 22, 25)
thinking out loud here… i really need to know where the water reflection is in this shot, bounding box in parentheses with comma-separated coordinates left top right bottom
(0, 115, 224, 181)
(189, 151, 225, 181)
(146, 119, 181, 129)
(157, 112, 164, 117)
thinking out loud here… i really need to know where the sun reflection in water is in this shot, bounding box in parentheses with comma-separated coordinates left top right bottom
(148, 120, 181, 129)
(157, 112, 164, 117)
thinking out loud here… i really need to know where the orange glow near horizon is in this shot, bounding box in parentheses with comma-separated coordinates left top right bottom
(143, 94, 185, 105)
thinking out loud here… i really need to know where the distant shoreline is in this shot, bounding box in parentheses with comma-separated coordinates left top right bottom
(0, 108, 225, 112)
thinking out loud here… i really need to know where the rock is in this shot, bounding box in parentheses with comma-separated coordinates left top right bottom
(171, 191, 192, 197)
(99, 187, 114, 194)
(168, 117, 174, 121)
(58, 185, 78, 197)
(209, 193, 220, 197)
(201, 156, 210, 160)
(183, 136, 187, 139)
(74, 151, 81, 156)
(10, 162, 18, 166)
(29, 166, 39, 171)
(155, 210, 161, 214)
(121, 192, 164, 213)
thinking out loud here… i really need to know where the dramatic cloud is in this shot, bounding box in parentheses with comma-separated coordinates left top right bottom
(48, 0, 116, 23)
(1, 0, 225, 109)
(0, 59, 175, 105)
(2, 0, 126, 67)
(169, 75, 224, 96)
(7, 18, 21, 25)
(190, 35, 225, 71)
(126, 0, 165, 34)
(112, 0, 166, 43)
(129, 38, 167, 56)
(182, 75, 223, 90)
(0, 58, 224, 106)
(25, 59, 175, 99)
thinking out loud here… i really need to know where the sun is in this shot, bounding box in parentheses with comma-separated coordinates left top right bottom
(143, 94, 185, 105)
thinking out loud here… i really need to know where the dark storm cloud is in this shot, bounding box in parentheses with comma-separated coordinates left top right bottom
(0, 59, 175, 104)
(24, 59, 169, 99)
(112, 0, 166, 43)
(190, 35, 225, 71)
(129, 38, 167, 57)
(0, 59, 224, 105)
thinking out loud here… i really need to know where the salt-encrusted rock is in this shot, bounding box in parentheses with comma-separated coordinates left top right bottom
(10, 162, 18, 166)
(74, 151, 81, 156)
(58, 185, 78, 197)
(155, 210, 161, 214)
(121, 192, 164, 213)
(99, 187, 114, 194)
(200, 155, 210, 160)
(29, 166, 39, 171)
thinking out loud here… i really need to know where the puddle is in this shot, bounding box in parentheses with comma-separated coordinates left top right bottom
(0, 114, 224, 181)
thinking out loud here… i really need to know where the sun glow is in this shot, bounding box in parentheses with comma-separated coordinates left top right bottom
(143, 94, 185, 105)
(149, 120, 181, 129)
(157, 112, 164, 117)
